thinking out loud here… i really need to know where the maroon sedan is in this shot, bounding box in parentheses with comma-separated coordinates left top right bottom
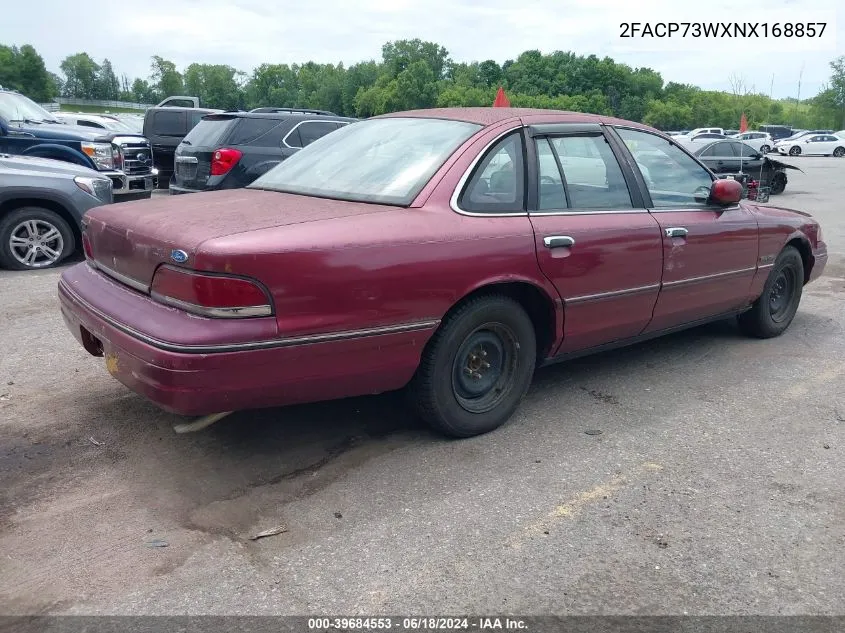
(59, 108, 827, 437)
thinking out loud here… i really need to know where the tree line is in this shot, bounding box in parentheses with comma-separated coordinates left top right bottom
(2, 40, 844, 130)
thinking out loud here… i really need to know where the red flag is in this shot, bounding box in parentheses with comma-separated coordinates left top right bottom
(739, 113, 748, 133)
(493, 86, 510, 107)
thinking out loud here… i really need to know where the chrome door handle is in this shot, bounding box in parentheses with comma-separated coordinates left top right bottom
(543, 235, 575, 249)
(665, 227, 688, 238)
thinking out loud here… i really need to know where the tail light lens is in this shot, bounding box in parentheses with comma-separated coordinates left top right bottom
(82, 232, 93, 259)
(150, 266, 272, 318)
(210, 148, 243, 176)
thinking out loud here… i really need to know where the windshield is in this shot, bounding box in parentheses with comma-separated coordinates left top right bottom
(0, 92, 59, 123)
(249, 117, 482, 205)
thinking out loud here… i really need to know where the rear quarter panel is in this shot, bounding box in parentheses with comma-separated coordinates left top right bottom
(747, 203, 824, 299)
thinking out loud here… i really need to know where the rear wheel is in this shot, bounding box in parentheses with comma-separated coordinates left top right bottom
(408, 295, 536, 438)
(738, 246, 803, 338)
(788, 146, 801, 156)
(833, 147, 845, 158)
(770, 172, 786, 195)
(760, 144, 771, 154)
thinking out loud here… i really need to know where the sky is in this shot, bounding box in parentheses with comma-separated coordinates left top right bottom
(1, 0, 841, 99)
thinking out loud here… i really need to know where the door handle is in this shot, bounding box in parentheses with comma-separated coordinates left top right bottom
(665, 227, 688, 238)
(543, 235, 575, 249)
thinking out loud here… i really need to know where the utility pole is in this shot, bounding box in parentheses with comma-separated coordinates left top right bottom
(794, 64, 804, 126)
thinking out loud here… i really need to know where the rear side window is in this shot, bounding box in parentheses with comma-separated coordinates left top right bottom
(182, 118, 237, 147)
(227, 118, 283, 146)
(459, 132, 525, 214)
(297, 121, 342, 147)
(153, 110, 187, 136)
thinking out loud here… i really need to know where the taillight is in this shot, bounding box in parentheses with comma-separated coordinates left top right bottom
(150, 265, 272, 318)
(82, 232, 93, 259)
(210, 148, 242, 176)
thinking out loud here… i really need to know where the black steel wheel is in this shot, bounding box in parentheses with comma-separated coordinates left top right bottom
(409, 295, 536, 437)
(739, 246, 803, 338)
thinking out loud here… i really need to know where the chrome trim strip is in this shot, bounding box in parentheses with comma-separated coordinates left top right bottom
(150, 292, 272, 319)
(90, 261, 150, 293)
(565, 283, 660, 305)
(60, 280, 439, 354)
(281, 119, 344, 149)
(649, 205, 741, 213)
(529, 209, 647, 216)
(756, 263, 775, 270)
(450, 127, 528, 217)
(662, 266, 757, 288)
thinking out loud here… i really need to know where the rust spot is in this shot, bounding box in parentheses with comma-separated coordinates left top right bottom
(105, 353, 120, 376)
(224, 261, 233, 273)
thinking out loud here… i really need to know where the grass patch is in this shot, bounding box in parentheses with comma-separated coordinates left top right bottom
(59, 104, 146, 113)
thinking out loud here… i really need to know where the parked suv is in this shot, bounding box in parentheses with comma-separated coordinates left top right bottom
(0, 90, 155, 200)
(170, 111, 356, 194)
(142, 100, 221, 188)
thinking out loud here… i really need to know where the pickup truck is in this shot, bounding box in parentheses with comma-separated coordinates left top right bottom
(143, 96, 221, 188)
(0, 89, 155, 200)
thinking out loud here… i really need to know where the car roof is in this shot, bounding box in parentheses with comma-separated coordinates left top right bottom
(205, 111, 357, 122)
(376, 107, 658, 132)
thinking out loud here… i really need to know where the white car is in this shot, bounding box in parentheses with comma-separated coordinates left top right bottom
(731, 131, 774, 154)
(776, 133, 845, 157)
(53, 112, 136, 133)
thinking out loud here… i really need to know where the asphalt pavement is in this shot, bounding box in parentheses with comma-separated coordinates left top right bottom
(1, 156, 843, 615)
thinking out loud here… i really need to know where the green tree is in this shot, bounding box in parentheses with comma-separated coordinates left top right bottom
(184, 63, 244, 110)
(131, 78, 156, 103)
(382, 39, 450, 79)
(60, 52, 100, 98)
(150, 56, 183, 100)
(245, 63, 299, 110)
(95, 58, 120, 100)
(829, 56, 845, 128)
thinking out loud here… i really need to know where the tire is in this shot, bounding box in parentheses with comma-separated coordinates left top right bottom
(738, 246, 803, 339)
(833, 147, 845, 158)
(408, 295, 537, 438)
(760, 145, 771, 154)
(0, 207, 75, 271)
(770, 172, 786, 195)
(788, 146, 801, 156)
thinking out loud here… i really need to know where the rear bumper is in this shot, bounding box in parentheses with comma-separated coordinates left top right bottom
(809, 242, 828, 283)
(58, 264, 436, 416)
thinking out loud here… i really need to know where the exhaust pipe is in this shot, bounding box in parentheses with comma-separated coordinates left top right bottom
(173, 411, 233, 434)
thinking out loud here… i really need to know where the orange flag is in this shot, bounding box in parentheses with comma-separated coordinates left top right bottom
(493, 86, 511, 107)
(739, 113, 748, 133)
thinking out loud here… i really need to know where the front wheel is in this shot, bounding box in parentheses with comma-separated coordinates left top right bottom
(833, 147, 845, 158)
(760, 144, 771, 154)
(408, 295, 536, 438)
(738, 246, 803, 338)
(789, 146, 801, 156)
(0, 207, 75, 271)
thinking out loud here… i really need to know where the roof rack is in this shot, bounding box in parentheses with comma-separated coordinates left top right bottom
(249, 107, 337, 116)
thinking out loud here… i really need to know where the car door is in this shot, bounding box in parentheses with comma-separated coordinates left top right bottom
(526, 124, 663, 354)
(816, 135, 839, 154)
(613, 127, 759, 333)
(699, 142, 739, 175)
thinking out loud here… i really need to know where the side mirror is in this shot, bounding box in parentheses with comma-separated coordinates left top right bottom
(710, 178, 742, 205)
(0, 115, 8, 136)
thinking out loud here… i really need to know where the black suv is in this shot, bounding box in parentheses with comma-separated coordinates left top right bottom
(169, 111, 356, 194)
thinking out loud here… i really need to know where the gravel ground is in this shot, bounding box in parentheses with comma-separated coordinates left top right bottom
(1, 157, 843, 615)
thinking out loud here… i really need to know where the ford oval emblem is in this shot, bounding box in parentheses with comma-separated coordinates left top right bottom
(170, 249, 188, 264)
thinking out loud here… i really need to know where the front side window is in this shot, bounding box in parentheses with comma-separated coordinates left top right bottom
(536, 134, 633, 210)
(459, 132, 525, 213)
(616, 127, 714, 208)
(251, 117, 481, 206)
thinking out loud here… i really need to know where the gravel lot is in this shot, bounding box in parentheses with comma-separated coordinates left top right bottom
(1, 157, 843, 615)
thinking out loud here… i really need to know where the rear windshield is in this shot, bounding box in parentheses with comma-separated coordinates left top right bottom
(248, 117, 482, 206)
(181, 117, 237, 147)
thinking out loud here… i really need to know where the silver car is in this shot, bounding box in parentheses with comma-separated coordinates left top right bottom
(0, 154, 112, 270)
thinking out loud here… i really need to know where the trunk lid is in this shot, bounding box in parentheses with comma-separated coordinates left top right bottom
(84, 188, 395, 288)
(172, 115, 238, 189)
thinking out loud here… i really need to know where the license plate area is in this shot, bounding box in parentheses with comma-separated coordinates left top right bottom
(175, 157, 199, 181)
